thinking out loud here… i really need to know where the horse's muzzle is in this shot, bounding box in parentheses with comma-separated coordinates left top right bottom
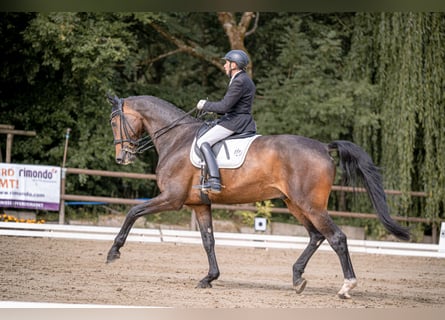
(116, 149, 136, 165)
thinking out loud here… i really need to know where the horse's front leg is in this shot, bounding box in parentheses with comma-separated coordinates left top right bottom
(107, 194, 182, 263)
(191, 205, 220, 288)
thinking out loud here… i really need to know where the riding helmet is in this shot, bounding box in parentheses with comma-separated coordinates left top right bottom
(223, 50, 250, 70)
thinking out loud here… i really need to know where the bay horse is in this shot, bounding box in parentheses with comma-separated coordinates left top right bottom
(106, 94, 410, 299)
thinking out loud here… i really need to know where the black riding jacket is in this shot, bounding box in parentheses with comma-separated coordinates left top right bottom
(202, 70, 257, 134)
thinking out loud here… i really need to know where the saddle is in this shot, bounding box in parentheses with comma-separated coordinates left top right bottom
(190, 121, 260, 169)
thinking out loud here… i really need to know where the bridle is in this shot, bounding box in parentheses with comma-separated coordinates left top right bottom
(109, 99, 152, 155)
(109, 97, 203, 155)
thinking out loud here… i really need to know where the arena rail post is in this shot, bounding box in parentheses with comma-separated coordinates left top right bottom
(58, 128, 71, 224)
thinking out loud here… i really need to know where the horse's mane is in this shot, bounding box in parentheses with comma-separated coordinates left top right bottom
(126, 95, 200, 124)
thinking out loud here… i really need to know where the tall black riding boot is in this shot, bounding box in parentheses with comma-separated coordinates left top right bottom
(200, 142, 221, 193)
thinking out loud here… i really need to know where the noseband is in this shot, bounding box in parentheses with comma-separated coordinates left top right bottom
(109, 98, 152, 154)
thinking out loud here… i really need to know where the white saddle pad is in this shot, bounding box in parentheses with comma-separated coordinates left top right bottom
(190, 135, 260, 169)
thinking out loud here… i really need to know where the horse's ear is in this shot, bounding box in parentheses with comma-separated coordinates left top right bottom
(106, 92, 120, 107)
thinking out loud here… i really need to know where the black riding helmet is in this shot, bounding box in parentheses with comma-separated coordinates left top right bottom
(223, 50, 249, 70)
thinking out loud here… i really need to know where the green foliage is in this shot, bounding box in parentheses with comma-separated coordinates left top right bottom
(255, 14, 362, 142)
(347, 13, 445, 224)
(1, 12, 152, 198)
(234, 200, 273, 226)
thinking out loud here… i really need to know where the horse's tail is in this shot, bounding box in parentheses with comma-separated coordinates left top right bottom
(328, 140, 410, 241)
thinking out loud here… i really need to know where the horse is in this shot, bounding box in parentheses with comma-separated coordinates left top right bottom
(106, 94, 410, 299)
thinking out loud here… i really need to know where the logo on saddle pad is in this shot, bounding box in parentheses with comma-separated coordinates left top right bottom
(190, 135, 260, 169)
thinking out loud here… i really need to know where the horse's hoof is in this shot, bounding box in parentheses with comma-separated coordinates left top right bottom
(337, 278, 357, 299)
(337, 292, 352, 299)
(106, 250, 120, 263)
(196, 281, 212, 289)
(293, 278, 307, 294)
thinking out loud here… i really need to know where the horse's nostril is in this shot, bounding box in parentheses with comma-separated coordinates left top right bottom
(116, 150, 126, 164)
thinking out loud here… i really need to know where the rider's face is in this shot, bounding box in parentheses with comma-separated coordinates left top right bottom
(224, 60, 237, 76)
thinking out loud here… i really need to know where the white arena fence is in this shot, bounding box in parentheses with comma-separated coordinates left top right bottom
(0, 222, 444, 258)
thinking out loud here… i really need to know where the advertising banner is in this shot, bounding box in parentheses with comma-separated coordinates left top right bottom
(0, 163, 61, 211)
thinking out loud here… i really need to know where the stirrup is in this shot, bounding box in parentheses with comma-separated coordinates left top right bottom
(193, 180, 222, 193)
(192, 182, 211, 191)
(206, 177, 221, 193)
(208, 184, 221, 194)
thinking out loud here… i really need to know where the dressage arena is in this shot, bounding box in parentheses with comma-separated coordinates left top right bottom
(1, 224, 445, 309)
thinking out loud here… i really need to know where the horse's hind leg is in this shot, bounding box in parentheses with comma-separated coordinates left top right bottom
(287, 201, 356, 298)
(292, 227, 325, 293)
(285, 203, 326, 293)
(310, 210, 357, 298)
(191, 204, 220, 288)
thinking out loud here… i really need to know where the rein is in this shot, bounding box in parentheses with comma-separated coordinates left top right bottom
(152, 108, 201, 140)
(110, 98, 202, 154)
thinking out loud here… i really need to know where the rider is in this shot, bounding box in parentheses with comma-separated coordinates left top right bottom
(196, 49, 257, 193)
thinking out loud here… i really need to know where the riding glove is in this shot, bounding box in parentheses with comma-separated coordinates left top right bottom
(197, 99, 207, 110)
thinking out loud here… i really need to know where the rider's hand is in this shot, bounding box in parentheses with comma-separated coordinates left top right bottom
(196, 99, 207, 110)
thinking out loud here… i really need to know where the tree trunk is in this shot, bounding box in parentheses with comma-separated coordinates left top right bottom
(217, 12, 257, 77)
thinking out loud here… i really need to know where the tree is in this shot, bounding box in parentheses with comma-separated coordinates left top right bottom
(347, 13, 445, 226)
(217, 12, 258, 76)
(254, 14, 361, 142)
(0, 12, 155, 198)
(133, 12, 258, 78)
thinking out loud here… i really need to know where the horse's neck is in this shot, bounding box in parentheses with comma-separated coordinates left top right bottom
(132, 97, 187, 134)
(133, 98, 199, 154)
(143, 109, 180, 134)
(153, 121, 199, 160)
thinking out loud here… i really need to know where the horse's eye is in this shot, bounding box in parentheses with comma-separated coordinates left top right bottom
(111, 122, 117, 128)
